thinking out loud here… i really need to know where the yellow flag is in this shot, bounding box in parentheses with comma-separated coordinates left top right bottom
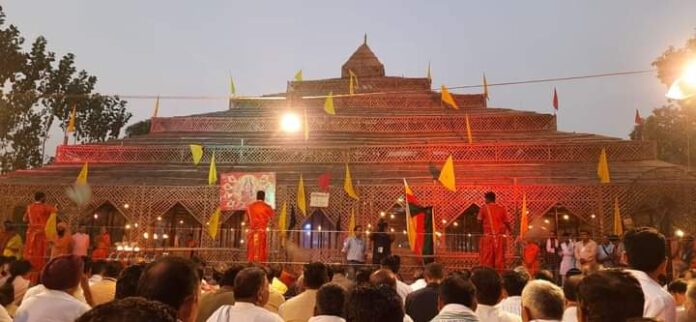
(438, 155, 457, 192)
(297, 174, 306, 216)
(348, 207, 356, 237)
(76, 162, 88, 184)
(278, 202, 288, 239)
(324, 92, 336, 115)
(208, 152, 218, 185)
(229, 75, 236, 96)
(294, 70, 303, 82)
(465, 114, 473, 144)
(427, 62, 432, 81)
(440, 85, 458, 109)
(303, 108, 309, 141)
(520, 193, 528, 239)
(207, 207, 221, 240)
(67, 106, 77, 133)
(152, 96, 160, 118)
(613, 197, 623, 236)
(344, 164, 359, 200)
(190, 144, 203, 165)
(349, 70, 358, 95)
(483, 73, 489, 100)
(45, 212, 58, 242)
(597, 148, 611, 183)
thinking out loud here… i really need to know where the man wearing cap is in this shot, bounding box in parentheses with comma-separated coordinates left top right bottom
(14, 255, 91, 322)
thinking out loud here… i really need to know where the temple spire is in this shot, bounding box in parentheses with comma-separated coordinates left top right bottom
(364, 33, 367, 45)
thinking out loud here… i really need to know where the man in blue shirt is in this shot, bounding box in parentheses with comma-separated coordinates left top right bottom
(342, 225, 366, 265)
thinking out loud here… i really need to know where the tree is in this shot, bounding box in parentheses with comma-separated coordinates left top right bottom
(631, 35, 696, 166)
(125, 119, 151, 138)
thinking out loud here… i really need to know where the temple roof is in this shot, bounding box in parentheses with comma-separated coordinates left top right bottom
(341, 41, 385, 78)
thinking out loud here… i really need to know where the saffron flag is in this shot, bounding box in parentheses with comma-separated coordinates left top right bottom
(635, 109, 643, 125)
(152, 96, 160, 118)
(483, 73, 489, 100)
(427, 62, 432, 81)
(324, 92, 336, 115)
(520, 193, 529, 239)
(344, 164, 359, 200)
(76, 162, 89, 184)
(297, 174, 307, 216)
(190, 144, 203, 165)
(318, 172, 331, 192)
(303, 108, 309, 141)
(552, 88, 559, 111)
(349, 70, 358, 95)
(438, 155, 457, 192)
(278, 202, 288, 239)
(597, 148, 611, 184)
(45, 212, 58, 242)
(208, 152, 218, 185)
(67, 106, 77, 133)
(228, 75, 236, 109)
(613, 197, 623, 236)
(207, 207, 221, 239)
(440, 85, 458, 109)
(294, 70, 303, 82)
(465, 114, 473, 144)
(348, 207, 356, 237)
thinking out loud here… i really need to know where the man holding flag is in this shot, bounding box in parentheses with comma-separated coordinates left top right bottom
(477, 191, 512, 271)
(246, 191, 274, 262)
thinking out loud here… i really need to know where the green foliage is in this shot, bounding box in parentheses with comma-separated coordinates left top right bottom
(125, 119, 151, 138)
(0, 5, 131, 172)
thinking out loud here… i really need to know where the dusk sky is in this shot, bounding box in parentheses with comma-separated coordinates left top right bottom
(4, 1, 696, 153)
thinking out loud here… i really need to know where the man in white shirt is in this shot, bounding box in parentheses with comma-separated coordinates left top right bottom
(623, 227, 677, 322)
(279, 262, 329, 322)
(471, 267, 521, 322)
(574, 231, 597, 273)
(72, 224, 90, 257)
(380, 255, 411, 303)
(309, 283, 347, 322)
(576, 269, 644, 322)
(521, 280, 564, 322)
(499, 269, 529, 317)
(207, 267, 283, 322)
(561, 274, 583, 322)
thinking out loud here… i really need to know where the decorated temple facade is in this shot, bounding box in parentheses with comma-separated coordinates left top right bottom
(1, 41, 696, 268)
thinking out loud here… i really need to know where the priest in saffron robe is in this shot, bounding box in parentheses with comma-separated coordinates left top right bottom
(23, 191, 57, 277)
(246, 190, 274, 262)
(477, 191, 512, 271)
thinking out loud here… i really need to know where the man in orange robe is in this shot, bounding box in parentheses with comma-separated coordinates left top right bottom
(23, 192, 57, 277)
(523, 240, 541, 276)
(477, 191, 512, 271)
(246, 191, 274, 262)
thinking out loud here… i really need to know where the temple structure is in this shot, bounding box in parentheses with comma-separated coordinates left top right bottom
(1, 41, 695, 268)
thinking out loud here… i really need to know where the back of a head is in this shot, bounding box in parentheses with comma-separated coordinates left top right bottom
(355, 267, 375, 286)
(256, 190, 265, 201)
(370, 269, 397, 289)
(330, 264, 347, 277)
(623, 227, 666, 273)
(502, 269, 529, 297)
(668, 279, 687, 294)
(439, 275, 476, 309)
(521, 279, 564, 321)
(534, 270, 555, 283)
(92, 260, 108, 276)
(563, 274, 584, 302)
(316, 283, 347, 317)
(380, 255, 401, 274)
(34, 191, 45, 202)
(116, 263, 146, 300)
(303, 262, 329, 289)
(9, 260, 32, 278)
(75, 297, 177, 322)
(136, 257, 200, 310)
(234, 267, 267, 299)
(484, 191, 496, 202)
(424, 262, 444, 281)
(42, 255, 83, 291)
(104, 261, 124, 279)
(220, 264, 246, 288)
(471, 267, 503, 305)
(577, 269, 644, 322)
(347, 285, 403, 322)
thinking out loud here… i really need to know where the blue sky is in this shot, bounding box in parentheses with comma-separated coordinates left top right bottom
(4, 1, 696, 153)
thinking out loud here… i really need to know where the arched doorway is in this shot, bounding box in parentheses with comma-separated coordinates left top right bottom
(539, 204, 595, 238)
(85, 202, 127, 246)
(445, 204, 482, 253)
(300, 209, 337, 249)
(219, 210, 245, 249)
(158, 203, 202, 248)
(381, 202, 410, 250)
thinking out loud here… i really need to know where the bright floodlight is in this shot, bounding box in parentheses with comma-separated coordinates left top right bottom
(280, 112, 302, 133)
(676, 229, 685, 238)
(666, 60, 696, 100)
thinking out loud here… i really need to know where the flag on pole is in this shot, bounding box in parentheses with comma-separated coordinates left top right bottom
(349, 70, 358, 95)
(597, 148, 611, 184)
(483, 73, 489, 100)
(76, 162, 89, 184)
(440, 85, 458, 109)
(208, 152, 218, 185)
(67, 106, 77, 133)
(465, 114, 473, 144)
(520, 193, 529, 239)
(278, 202, 288, 240)
(152, 96, 160, 118)
(297, 174, 307, 216)
(344, 164, 359, 200)
(190, 144, 204, 165)
(324, 92, 336, 115)
(635, 109, 643, 126)
(402, 179, 434, 257)
(294, 70, 303, 82)
(613, 197, 623, 236)
(228, 75, 236, 109)
(45, 212, 58, 242)
(303, 108, 309, 141)
(427, 62, 432, 81)
(404, 179, 418, 251)
(438, 155, 457, 192)
(207, 207, 221, 239)
(348, 207, 356, 237)
(552, 88, 559, 112)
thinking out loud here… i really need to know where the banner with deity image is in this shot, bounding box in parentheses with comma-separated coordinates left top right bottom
(219, 172, 276, 211)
